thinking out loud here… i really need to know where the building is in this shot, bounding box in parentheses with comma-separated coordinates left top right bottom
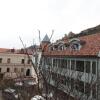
(40, 26, 100, 100)
(0, 48, 37, 81)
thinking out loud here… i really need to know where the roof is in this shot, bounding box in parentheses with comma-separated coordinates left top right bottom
(42, 34, 50, 43)
(16, 48, 33, 55)
(0, 48, 32, 55)
(0, 48, 10, 53)
(43, 33, 100, 57)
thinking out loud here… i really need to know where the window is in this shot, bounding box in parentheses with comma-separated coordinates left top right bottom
(21, 59, 25, 64)
(60, 75, 66, 85)
(47, 58, 51, 66)
(52, 72, 57, 80)
(0, 68, 1, 72)
(49, 46, 53, 51)
(65, 59, 67, 68)
(0, 58, 2, 63)
(59, 45, 64, 50)
(92, 85, 96, 99)
(27, 59, 31, 64)
(92, 61, 96, 74)
(58, 59, 61, 68)
(26, 69, 30, 76)
(79, 81, 84, 93)
(71, 43, 81, 50)
(75, 80, 79, 91)
(53, 59, 56, 67)
(7, 58, 11, 63)
(14, 68, 18, 72)
(76, 61, 84, 72)
(85, 83, 91, 97)
(57, 59, 60, 68)
(67, 60, 70, 69)
(85, 61, 90, 73)
(71, 60, 75, 70)
(71, 78, 74, 90)
(69, 39, 81, 51)
(75, 80, 84, 93)
(61, 59, 65, 68)
(66, 77, 70, 87)
(7, 68, 10, 72)
(21, 68, 24, 72)
(62, 59, 67, 68)
(54, 45, 58, 50)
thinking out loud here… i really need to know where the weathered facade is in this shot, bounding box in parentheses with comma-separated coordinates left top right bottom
(40, 31, 100, 100)
(0, 49, 37, 80)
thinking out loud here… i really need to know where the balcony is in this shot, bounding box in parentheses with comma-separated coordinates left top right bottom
(0, 63, 32, 67)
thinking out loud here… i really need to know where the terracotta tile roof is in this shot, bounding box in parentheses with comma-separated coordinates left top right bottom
(0, 48, 10, 53)
(43, 33, 100, 57)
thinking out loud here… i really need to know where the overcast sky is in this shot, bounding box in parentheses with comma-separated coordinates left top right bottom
(0, 0, 100, 49)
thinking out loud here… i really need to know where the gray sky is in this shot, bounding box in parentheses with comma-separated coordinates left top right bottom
(0, 0, 100, 49)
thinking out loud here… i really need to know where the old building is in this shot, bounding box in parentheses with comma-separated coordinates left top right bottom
(40, 28, 100, 100)
(0, 48, 37, 81)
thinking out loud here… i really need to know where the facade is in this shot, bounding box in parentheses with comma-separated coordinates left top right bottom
(0, 49, 37, 80)
(40, 31, 100, 100)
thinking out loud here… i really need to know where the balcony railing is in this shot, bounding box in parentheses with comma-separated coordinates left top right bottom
(0, 63, 32, 66)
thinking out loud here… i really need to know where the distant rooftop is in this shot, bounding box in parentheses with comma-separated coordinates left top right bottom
(0, 48, 10, 53)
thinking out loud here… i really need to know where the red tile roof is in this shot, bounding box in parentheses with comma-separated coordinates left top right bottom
(0, 48, 32, 55)
(43, 33, 100, 57)
(0, 48, 10, 53)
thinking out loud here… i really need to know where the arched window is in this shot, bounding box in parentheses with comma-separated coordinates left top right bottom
(71, 43, 81, 50)
(69, 38, 81, 50)
(7, 58, 11, 63)
(7, 68, 10, 72)
(58, 45, 64, 50)
(58, 42, 64, 51)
